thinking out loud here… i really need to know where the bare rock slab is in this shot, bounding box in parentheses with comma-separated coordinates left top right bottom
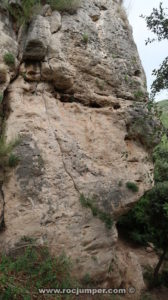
(23, 15, 51, 61)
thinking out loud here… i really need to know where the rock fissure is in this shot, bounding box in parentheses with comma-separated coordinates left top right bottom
(41, 86, 80, 195)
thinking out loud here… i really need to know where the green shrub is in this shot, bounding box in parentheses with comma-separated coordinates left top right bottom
(126, 181, 139, 192)
(7, 0, 79, 26)
(117, 196, 150, 246)
(160, 269, 168, 287)
(0, 242, 77, 299)
(143, 265, 168, 288)
(0, 93, 3, 104)
(154, 159, 168, 182)
(134, 90, 145, 101)
(80, 194, 113, 229)
(99, 211, 113, 229)
(153, 138, 168, 183)
(7, 0, 41, 26)
(8, 154, 19, 168)
(157, 99, 168, 129)
(0, 65, 7, 83)
(125, 75, 129, 82)
(126, 111, 161, 151)
(0, 135, 20, 168)
(3, 53, 15, 67)
(82, 273, 91, 285)
(47, 0, 80, 13)
(153, 137, 168, 162)
(82, 33, 89, 44)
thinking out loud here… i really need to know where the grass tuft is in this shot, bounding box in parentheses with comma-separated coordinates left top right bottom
(8, 154, 19, 168)
(0, 242, 77, 299)
(80, 194, 113, 229)
(126, 181, 139, 193)
(82, 33, 89, 44)
(0, 135, 20, 168)
(0, 93, 4, 104)
(3, 53, 15, 67)
(48, 0, 80, 13)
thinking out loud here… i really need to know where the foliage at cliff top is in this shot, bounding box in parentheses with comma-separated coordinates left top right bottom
(142, 2, 168, 98)
(6, 0, 80, 26)
(157, 99, 168, 129)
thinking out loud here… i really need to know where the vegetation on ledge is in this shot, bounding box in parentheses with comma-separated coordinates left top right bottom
(0, 240, 77, 299)
(4, 0, 80, 27)
(80, 194, 113, 229)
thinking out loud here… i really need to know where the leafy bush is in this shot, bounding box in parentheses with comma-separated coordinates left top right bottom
(80, 194, 113, 229)
(153, 137, 168, 162)
(118, 196, 150, 245)
(126, 181, 139, 193)
(145, 182, 168, 249)
(0, 242, 77, 299)
(118, 180, 168, 282)
(0, 93, 3, 104)
(3, 53, 15, 67)
(160, 269, 168, 287)
(0, 135, 20, 168)
(153, 138, 168, 183)
(82, 33, 89, 44)
(143, 265, 168, 288)
(7, 0, 80, 27)
(126, 109, 161, 151)
(47, 0, 80, 13)
(8, 154, 19, 168)
(119, 180, 168, 247)
(7, 0, 41, 26)
(154, 159, 168, 182)
(82, 273, 92, 285)
(0, 65, 7, 83)
(134, 90, 145, 101)
(119, 102, 168, 282)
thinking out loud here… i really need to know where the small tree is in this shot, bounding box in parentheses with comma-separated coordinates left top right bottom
(141, 2, 168, 98)
(145, 183, 168, 282)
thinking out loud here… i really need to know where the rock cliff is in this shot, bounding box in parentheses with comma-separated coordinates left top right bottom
(0, 0, 160, 296)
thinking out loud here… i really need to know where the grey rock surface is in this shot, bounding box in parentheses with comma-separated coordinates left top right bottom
(23, 15, 51, 61)
(48, 11, 61, 33)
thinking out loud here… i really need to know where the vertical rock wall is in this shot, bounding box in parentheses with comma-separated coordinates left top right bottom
(0, 0, 160, 295)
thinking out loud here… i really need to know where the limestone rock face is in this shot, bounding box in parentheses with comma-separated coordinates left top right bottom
(0, 0, 159, 295)
(0, 6, 18, 93)
(23, 15, 51, 61)
(49, 11, 61, 33)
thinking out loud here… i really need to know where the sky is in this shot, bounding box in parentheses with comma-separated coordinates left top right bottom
(123, 0, 168, 101)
